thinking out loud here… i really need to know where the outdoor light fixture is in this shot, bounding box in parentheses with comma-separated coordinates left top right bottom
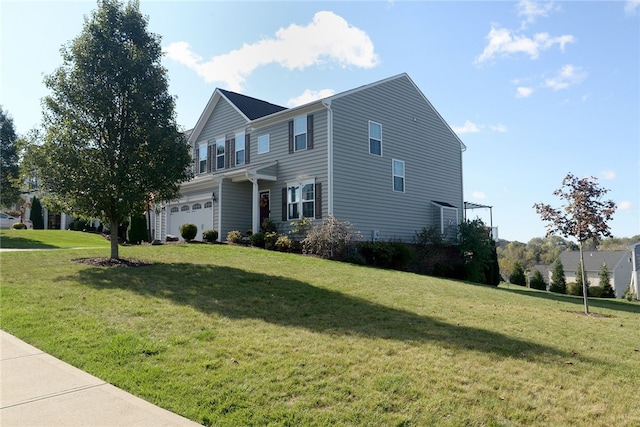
(212, 192, 217, 202)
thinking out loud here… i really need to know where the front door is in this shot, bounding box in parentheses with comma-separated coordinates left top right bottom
(259, 191, 270, 231)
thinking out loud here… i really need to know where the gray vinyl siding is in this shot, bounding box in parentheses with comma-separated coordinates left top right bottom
(331, 75, 463, 242)
(249, 109, 328, 234)
(220, 180, 252, 239)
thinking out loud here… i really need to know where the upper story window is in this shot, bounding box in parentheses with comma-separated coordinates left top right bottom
(235, 132, 245, 165)
(294, 116, 307, 151)
(287, 180, 315, 220)
(369, 121, 382, 156)
(258, 134, 270, 154)
(392, 159, 405, 192)
(216, 138, 225, 170)
(198, 143, 207, 173)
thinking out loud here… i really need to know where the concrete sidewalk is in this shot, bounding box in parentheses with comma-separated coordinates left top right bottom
(0, 330, 200, 426)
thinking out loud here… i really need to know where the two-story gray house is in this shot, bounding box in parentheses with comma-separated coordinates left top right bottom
(154, 73, 466, 243)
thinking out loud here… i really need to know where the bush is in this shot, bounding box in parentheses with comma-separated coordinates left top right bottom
(566, 282, 580, 296)
(179, 223, 198, 242)
(12, 222, 26, 229)
(357, 241, 413, 270)
(302, 215, 360, 261)
(529, 270, 547, 290)
(30, 196, 45, 229)
(264, 232, 278, 250)
(275, 235, 293, 252)
(127, 214, 148, 244)
(226, 230, 242, 243)
(588, 286, 604, 298)
(261, 218, 277, 233)
(509, 262, 527, 286)
(624, 286, 637, 302)
(549, 259, 566, 294)
(202, 229, 219, 243)
(250, 232, 266, 248)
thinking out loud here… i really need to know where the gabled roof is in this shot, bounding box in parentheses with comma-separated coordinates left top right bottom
(559, 250, 630, 272)
(219, 89, 287, 120)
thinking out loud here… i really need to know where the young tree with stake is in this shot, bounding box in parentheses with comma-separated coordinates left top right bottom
(534, 172, 616, 314)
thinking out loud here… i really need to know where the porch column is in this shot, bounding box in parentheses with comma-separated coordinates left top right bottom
(251, 178, 260, 234)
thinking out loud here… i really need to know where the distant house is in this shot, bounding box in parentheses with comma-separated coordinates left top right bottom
(154, 73, 466, 243)
(557, 250, 633, 298)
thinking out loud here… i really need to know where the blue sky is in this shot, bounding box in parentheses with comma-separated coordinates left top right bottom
(1, 0, 639, 243)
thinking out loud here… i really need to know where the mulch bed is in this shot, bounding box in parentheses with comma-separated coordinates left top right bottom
(73, 257, 153, 268)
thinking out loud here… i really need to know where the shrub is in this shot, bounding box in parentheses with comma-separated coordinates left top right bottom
(624, 286, 637, 302)
(302, 214, 360, 260)
(226, 230, 242, 243)
(549, 259, 566, 294)
(264, 232, 278, 250)
(509, 262, 527, 286)
(202, 229, 219, 243)
(12, 222, 26, 229)
(29, 196, 45, 229)
(249, 232, 266, 248)
(357, 241, 413, 270)
(529, 270, 547, 290)
(275, 235, 293, 252)
(588, 286, 604, 298)
(179, 223, 198, 242)
(261, 218, 277, 233)
(566, 282, 580, 296)
(127, 214, 148, 244)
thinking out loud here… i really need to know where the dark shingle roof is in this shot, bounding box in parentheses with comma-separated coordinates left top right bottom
(219, 89, 287, 120)
(559, 250, 630, 272)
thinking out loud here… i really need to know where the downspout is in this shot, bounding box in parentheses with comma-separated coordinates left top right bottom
(322, 99, 334, 215)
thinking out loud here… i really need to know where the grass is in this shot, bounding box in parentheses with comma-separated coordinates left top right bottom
(0, 229, 110, 249)
(1, 230, 639, 426)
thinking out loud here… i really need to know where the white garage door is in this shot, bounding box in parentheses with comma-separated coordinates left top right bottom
(167, 201, 213, 241)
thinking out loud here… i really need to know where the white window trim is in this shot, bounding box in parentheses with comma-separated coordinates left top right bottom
(294, 115, 307, 152)
(198, 143, 207, 174)
(369, 120, 382, 156)
(258, 134, 270, 154)
(287, 178, 315, 220)
(392, 159, 405, 193)
(235, 131, 245, 165)
(216, 137, 225, 170)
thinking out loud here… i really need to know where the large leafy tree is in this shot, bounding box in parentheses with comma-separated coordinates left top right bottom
(0, 106, 21, 208)
(39, 0, 191, 259)
(534, 172, 616, 314)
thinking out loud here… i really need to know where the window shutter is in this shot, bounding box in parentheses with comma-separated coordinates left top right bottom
(230, 138, 236, 167)
(307, 114, 314, 149)
(282, 188, 287, 221)
(207, 144, 214, 172)
(245, 133, 250, 164)
(288, 120, 294, 153)
(194, 147, 199, 173)
(315, 182, 322, 219)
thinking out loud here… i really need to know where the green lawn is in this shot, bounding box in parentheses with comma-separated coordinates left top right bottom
(0, 229, 110, 249)
(1, 231, 639, 426)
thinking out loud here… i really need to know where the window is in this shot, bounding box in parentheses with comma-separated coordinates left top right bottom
(294, 116, 307, 151)
(170, 207, 179, 213)
(204, 201, 212, 209)
(392, 159, 405, 192)
(369, 121, 382, 156)
(235, 132, 245, 165)
(181, 205, 190, 212)
(258, 134, 269, 154)
(216, 138, 225, 170)
(198, 143, 207, 173)
(192, 203, 202, 210)
(287, 180, 315, 220)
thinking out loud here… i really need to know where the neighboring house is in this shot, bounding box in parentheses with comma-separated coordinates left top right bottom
(155, 73, 466, 244)
(556, 250, 633, 298)
(629, 242, 639, 300)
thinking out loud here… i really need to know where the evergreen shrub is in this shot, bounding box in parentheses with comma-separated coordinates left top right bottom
(202, 229, 219, 243)
(180, 223, 197, 242)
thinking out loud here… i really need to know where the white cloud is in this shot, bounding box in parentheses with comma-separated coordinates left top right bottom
(544, 64, 587, 90)
(600, 170, 616, 180)
(451, 120, 480, 135)
(516, 86, 534, 98)
(163, 11, 379, 91)
(517, 1, 558, 27)
(475, 26, 575, 64)
(491, 124, 508, 133)
(473, 191, 487, 200)
(618, 200, 632, 211)
(287, 89, 336, 107)
(625, 0, 640, 15)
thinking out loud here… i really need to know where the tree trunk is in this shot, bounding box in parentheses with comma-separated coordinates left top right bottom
(110, 218, 120, 259)
(579, 240, 589, 314)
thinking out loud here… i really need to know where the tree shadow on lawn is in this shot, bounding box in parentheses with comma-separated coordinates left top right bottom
(497, 286, 640, 315)
(0, 235, 58, 249)
(70, 262, 584, 362)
